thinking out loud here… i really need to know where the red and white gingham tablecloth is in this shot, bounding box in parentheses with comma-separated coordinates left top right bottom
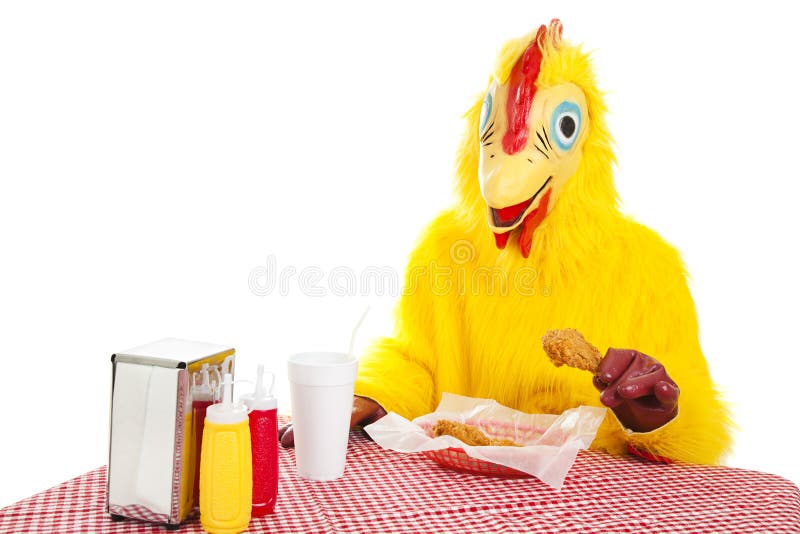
(2, 417, 799, 533)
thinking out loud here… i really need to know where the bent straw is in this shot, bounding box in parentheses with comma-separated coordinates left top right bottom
(347, 306, 370, 359)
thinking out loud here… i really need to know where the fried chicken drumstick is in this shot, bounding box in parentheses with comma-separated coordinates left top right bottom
(541, 328, 604, 373)
(431, 420, 519, 447)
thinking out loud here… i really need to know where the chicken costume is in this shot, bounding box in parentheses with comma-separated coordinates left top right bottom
(354, 20, 732, 464)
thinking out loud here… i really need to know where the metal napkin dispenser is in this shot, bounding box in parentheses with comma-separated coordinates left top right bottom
(107, 338, 235, 528)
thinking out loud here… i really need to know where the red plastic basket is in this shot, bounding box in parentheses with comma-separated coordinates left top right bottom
(419, 419, 547, 478)
(422, 447, 531, 478)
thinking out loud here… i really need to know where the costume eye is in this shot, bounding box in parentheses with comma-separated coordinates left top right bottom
(550, 101, 581, 150)
(479, 81, 498, 135)
(479, 91, 493, 133)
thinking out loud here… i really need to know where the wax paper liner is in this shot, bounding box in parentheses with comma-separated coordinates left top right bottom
(364, 393, 606, 489)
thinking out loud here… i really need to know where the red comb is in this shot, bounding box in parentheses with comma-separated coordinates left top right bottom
(502, 20, 562, 156)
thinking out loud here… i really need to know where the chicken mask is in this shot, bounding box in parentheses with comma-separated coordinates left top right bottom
(478, 20, 588, 258)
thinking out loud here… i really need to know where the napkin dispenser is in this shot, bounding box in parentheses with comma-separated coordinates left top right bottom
(106, 338, 235, 528)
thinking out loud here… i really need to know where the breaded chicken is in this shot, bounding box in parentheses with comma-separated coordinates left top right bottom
(432, 420, 520, 447)
(541, 328, 604, 373)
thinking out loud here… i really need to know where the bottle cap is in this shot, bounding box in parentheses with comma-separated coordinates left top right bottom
(205, 373, 249, 424)
(241, 364, 277, 411)
(221, 355, 235, 378)
(191, 363, 214, 402)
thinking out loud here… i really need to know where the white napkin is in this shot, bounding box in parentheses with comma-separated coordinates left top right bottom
(364, 393, 606, 490)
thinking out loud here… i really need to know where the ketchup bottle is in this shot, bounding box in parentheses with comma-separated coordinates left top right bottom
(191, 363, 218, 508)
(241, 364, 278, 516)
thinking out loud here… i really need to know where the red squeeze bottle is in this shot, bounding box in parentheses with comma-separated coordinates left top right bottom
(241, 364, 278, 516)
(191, 364, 218, 508)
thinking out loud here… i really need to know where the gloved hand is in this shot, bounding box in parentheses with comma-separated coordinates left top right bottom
(592, 348, 679, 433)
(278, 396, 387, 448)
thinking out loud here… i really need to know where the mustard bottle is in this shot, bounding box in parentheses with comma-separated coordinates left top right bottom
(200, 372, 252, 534)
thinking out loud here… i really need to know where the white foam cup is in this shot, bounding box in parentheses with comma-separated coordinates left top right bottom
(287, 352, 358, 481)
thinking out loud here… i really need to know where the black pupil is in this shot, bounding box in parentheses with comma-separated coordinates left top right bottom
(560, 116, 576, 138)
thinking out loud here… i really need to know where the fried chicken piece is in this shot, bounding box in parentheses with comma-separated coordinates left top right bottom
(541, 328, 604, 373)
(432, 420, 491, 445)
(488, 437, 520, 447)
(431, 420, 520, 447)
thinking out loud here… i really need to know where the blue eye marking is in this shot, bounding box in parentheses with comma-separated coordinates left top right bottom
(550, 101, 581, 151)
(479, 91, 493, 133)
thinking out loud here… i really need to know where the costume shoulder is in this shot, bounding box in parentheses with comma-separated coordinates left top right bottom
(604, 214, 691, 298)
(405, 208, 474, 268)
(581, 213, 700, 359)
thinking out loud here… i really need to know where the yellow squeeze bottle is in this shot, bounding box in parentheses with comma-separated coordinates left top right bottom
(200, 373, 252, 534)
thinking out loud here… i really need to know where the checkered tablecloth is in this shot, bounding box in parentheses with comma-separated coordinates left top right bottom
(2, 419, 799, 533)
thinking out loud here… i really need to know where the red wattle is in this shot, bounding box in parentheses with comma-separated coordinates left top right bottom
(494, 232, 510, 249)
(518, 188, 552, 258)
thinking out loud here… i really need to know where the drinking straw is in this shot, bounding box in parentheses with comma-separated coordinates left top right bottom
(347, 306, 370, 359)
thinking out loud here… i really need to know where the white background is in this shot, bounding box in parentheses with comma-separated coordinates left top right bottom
(1, 0, 799, 508)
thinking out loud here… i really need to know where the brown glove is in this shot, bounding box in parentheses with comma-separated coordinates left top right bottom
(278, 396, 386, 448)
(593, 348, 680, 433)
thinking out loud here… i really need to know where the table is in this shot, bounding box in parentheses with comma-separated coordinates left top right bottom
(2, 423, 799, 533)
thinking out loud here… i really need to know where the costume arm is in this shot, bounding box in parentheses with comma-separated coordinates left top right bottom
(355, 336, 436, 420)
(620, 267, 733, 465)
(354, 220, 456, 420)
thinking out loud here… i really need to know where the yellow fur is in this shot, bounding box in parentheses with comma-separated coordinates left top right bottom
(355, 24, 733, 464)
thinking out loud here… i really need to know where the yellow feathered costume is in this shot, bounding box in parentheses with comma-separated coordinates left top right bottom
(355, 20, 732, 464)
